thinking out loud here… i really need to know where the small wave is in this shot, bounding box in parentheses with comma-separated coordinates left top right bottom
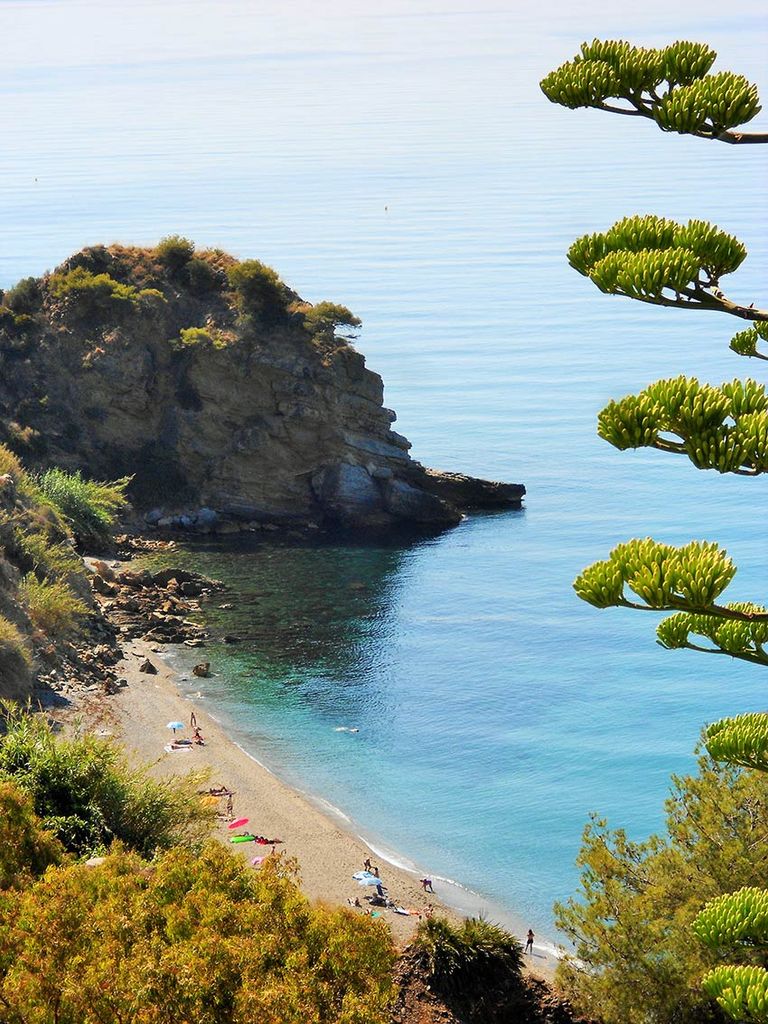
(361, 839, 419, 874)
(312, 797, 352, 823)
(232, 741, 276, 776)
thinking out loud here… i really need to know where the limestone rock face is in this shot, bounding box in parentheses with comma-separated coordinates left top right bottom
(0, 244, 525, 530)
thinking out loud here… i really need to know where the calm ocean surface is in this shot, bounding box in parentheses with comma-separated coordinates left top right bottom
(2, 0, 767, 940)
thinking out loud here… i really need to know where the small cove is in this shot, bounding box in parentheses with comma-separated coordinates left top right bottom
(2, 0, 767, 942)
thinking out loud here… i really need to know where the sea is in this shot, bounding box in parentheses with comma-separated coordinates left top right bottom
(1, 0, 767, 944)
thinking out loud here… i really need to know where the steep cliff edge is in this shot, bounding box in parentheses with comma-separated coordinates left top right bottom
(0, 239, 524, 531)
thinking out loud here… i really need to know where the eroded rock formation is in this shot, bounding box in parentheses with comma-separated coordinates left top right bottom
(0, 242, 524, 530)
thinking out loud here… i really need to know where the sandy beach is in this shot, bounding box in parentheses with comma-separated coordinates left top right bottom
(64, 635, 557, 975)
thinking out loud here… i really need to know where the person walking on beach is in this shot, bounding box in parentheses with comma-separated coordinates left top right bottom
(421, 877, 434, 893)
(525, 929, 535, 955)
(363, 857, 372, 873)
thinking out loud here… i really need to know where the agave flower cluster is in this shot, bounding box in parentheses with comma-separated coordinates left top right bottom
(541, 39, 762, 141)
(598, 376, 768, 475)
(567, 215, 755, 312)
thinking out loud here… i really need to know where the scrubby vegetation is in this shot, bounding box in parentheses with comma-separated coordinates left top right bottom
(36, 467, 129, 548)
(48, 266, 151, 319)
(0, 710, 212, 857)
(19, 575, 87, 634)
(303, 301, 361, 343)
(0, 780, 63, 888)
(0, 840, 396, 1024)
(0, 616, 31, 679)
(415, 915, 523, 996)
(555, 751, 768, 1023)
(156, 233, 195, 271)
(2, 276, 42, 315)
(175, 325, 231, 350)
(0, 748, 396, 1024)
(227, 258, 288, 321)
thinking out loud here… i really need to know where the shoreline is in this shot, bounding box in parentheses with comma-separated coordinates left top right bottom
(65, 634, 558, 976)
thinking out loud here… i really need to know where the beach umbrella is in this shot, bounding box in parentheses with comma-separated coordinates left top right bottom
(167, 721, 184, 734)
(228, 818, 249, 830)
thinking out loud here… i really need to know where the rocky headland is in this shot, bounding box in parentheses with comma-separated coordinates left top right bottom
(0, 238, 524, 534)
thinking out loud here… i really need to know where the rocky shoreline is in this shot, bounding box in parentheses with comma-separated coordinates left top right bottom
(33, 539, 222, 704)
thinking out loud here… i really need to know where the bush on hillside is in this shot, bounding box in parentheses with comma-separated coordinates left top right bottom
(0, 444, 25, 482)
(3, 277, 42, 315)
(156, 233, 195, 272)
(227, 259, 287, 320)
(414, 916, 523, 996)
(19, 575, 87, 635)
(36, 468, 130, 549)
(0, 842, 396, 1023)
(186, 255, 223, 293)
(0, 709, 213, 857)
(174, 325, 230, 350)
(0, 618, 32, 686)
(15, 528, 81, 580)
(48, 266, 139, 316)
(0, 780, 63, 889)
(303, 301, 362, 342)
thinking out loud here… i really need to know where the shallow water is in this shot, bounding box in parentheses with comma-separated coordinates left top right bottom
(3, 0, 768, 938)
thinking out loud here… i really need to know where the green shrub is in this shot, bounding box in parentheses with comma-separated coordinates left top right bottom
(0, 709, 213, 858)
(0, 617, 32, 681)
(174, 326, 229, 350)
(0, 444, 25, 482)
(555, 752, 768, 1024)
(186, 256, 222, 293)
(3, 277, 42, 315)
(303, 301, 362, 341)
(19, 575, 87, 635)
(15, 529, 81, 580)
(156, 234, 195, 272)
(36, 468, 130, 548)
(48, 267, 138, 317)
(134, 286, 167, 314)
(0, 780, 63, 889)
(414, 916, 523, 995)
(227, 259, 286, 320)
(0, 843, 395, 1023)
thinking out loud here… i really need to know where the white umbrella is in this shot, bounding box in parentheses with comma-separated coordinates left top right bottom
(167, 721, 184, 735)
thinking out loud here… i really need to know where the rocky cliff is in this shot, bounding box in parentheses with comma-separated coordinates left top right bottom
(0, 240, 524, 531)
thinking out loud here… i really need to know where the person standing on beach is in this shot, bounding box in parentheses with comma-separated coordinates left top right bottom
(190, 709, 197, 729)
(525, 929, 535, 954)
(420, 877, 434, 893)
(363, 857, 372, 873)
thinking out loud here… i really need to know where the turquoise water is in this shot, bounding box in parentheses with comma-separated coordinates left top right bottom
(2, 0, 767, 938)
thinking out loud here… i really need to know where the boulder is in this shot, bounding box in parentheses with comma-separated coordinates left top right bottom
(139, 658, 157, 674)
(312, 462, 384, 521)
(196, 507, 219, 528)
(192, 661, 211, 678)
(91, 575, 117, 597)
(383, 478, 461, 525)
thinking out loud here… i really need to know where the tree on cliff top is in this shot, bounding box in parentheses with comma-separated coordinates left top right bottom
(541, 39, 768, 1022)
